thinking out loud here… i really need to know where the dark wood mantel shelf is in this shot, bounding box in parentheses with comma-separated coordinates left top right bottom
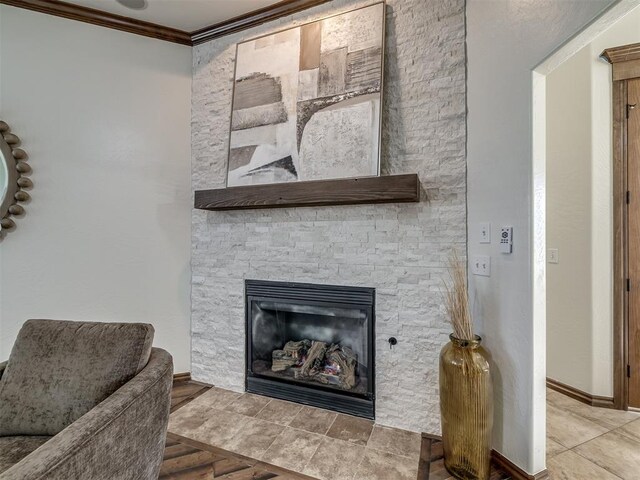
(194, 174, 421, 211)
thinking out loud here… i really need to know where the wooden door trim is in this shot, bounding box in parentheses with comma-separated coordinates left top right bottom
(612, 78, 628, 410)
(602, 43, 640, 64)
(604, 46, 638, 410)
(613, 60, 640, 82)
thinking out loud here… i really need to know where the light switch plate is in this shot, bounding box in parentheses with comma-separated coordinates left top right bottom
(479, 222, 491, 244)
(548, 248, 559, 264)
(471, 255, 491, 276)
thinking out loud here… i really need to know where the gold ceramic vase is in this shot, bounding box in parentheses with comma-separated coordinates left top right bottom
(439, 334, 493, 480)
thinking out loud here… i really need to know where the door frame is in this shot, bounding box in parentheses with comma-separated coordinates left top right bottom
(604, 43, 640, 411)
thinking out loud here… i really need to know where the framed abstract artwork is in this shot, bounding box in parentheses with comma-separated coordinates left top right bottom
(226, 2, 385, 187)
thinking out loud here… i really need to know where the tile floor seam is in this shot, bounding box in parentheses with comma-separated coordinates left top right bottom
(217, 390, 242, 409)
(569, 447, 625, 480)
(299, 440, 324, 479)
(548, 403, 610, 429)
(253, 398, 273, 418)
(560, 425, 622, 452)
(259, 427, 288, 463)
(363, 443, 419, 461)
(570, 409, 640, 431)
(361, 425, 374, 446)
(609, 430, 640, 445)
(350, 447, 368, 480)
(547, 418, 610, 447)
(304, 434, 375, 480)
(289, 407, 305, 429)
(323, 414, 338, 436)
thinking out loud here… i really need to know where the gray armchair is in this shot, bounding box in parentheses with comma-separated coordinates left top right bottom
(0, 319, 173, 479)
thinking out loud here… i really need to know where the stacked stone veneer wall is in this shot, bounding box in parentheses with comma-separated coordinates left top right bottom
(191, 0, 466, 433)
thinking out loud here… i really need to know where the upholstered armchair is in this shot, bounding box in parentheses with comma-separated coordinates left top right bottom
(0, 319, 173, 479)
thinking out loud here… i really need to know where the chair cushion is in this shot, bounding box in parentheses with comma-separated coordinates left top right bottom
(0, 319, 154, 436)
(0, 436, 52, 474)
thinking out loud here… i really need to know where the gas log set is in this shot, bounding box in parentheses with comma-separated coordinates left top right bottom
(271, 339, 357, 390)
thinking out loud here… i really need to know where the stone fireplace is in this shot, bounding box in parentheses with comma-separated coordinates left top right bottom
(191, 0, 466, 434)
(245, 280, 375, 418)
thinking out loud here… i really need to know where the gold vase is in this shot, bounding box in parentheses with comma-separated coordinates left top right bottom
(439, 334, 493, 480)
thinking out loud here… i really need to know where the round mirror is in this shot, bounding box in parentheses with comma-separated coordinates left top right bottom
(0, 120, 32, 238)
(0, 147, 8, 204)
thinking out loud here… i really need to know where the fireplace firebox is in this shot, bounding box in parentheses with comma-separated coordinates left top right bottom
(245, 280, 375, 419)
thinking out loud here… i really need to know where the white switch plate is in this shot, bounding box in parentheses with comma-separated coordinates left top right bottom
(548, 248, 559, 264)
(471, 255, 491, 276)
(479, 222, 491, 244)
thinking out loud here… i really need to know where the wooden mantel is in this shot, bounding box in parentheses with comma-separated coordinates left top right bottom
(194, 174, 421, 211)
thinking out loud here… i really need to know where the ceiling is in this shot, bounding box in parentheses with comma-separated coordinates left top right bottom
(64, 0, 284, 32)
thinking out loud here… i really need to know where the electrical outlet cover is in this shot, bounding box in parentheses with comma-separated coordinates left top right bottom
(471, 255, 491, 276)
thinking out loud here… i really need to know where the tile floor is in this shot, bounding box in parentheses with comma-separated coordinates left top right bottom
(546, 388, 640, 479)
(168, 384, 640, 480)
(168, 387, 422, 480)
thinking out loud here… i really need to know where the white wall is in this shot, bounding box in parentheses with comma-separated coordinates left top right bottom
(546, 5, 640, 398)
(546, 47, 596, 394)
(467, 0, 615, 474)
(589, 5, 640, 390)
(0, 7, 193, 372)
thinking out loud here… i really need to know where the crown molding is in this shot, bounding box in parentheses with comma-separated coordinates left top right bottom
(0, 0, 192, 45)
(0, 0, 334, 46)
(190, 0, 332, 45)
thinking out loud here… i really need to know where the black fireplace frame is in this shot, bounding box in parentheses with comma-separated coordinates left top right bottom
(245, 279, 375, 419)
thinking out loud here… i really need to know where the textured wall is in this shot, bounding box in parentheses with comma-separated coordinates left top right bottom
(191, 0, 465, 433)
(0, 6, 193, 371)
(546, 47, 594, 396)
(467, 0, 617, 473)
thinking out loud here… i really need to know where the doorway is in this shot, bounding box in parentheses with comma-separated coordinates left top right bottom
(532, 2, 640, 474)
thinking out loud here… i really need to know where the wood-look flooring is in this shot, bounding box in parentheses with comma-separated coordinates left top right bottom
(161, 377, 510, 479)
(169, 376, 211, 413)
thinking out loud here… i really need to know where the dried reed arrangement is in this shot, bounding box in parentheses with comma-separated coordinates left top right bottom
(440, 252, 493, 480)
(443, 250, 474, 341)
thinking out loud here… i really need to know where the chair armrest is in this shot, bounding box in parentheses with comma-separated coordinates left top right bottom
(1, 348, 173, 480)
(0, 361, 6, 379)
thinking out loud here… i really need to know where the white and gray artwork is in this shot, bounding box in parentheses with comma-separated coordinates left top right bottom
(226, 3, 385, 187)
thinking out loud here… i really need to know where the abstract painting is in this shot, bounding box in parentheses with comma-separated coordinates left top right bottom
(226, 3, 385, 187)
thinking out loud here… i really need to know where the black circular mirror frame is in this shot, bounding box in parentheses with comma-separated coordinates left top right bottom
(0, 120, 32, 238)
